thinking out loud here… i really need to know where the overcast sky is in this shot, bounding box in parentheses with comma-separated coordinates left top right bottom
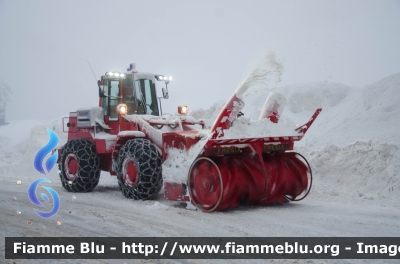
(0, 0, 399, 121)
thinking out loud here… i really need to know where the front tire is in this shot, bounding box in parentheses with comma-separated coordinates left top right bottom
(58, 139, 101, 192)
(116, 138, 162, 200)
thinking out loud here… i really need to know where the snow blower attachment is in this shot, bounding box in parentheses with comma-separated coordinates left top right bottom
(57, 64, 321, 213)
(166, 91, 321, 212)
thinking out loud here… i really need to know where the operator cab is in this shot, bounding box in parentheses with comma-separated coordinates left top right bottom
(123, 73, 159, 116)
(98, 71, 171, 120)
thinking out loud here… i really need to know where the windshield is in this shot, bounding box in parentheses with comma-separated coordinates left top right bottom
(123, 75, 159, 116)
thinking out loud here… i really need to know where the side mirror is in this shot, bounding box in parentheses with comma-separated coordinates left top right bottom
(98, 80, 105, 98)
(162, 88, 169, 99)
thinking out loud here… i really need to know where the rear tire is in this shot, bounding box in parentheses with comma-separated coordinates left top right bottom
(58, 139, 101, 192)
(116, 138, 162, 200)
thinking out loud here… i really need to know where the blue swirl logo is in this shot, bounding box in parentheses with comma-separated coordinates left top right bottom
(30, 128, 60, 218)
(34, 128, 59, 174)
(28, 178, 60, 218)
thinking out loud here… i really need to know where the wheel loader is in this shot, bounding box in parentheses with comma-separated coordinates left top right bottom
(57, 64, 321, 212)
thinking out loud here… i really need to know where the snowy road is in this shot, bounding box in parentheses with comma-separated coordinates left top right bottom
(1, 171, 399, 264)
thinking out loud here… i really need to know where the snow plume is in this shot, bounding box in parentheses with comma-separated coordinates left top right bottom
(235, 51, 283, 98)
(163, 53, 285, 183)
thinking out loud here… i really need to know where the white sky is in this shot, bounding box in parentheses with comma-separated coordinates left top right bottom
(0, 0, 399, 120)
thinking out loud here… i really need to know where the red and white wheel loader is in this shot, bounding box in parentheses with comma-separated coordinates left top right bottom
(57, 65, 321, 212)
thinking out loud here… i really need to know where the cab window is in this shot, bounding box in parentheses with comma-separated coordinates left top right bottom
(108, 79, 120, 120)
(135, 79, 159, 115)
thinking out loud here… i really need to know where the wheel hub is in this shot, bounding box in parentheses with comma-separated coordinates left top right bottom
(201, 177, 214, 192)
(122, 157, 138, 187)
(64, 153, 78, 180)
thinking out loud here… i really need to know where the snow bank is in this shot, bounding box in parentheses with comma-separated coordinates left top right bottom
(0, 120, 46, 177)
(285, 79, 400, 148)
(14, 126, 54, 173)
(0, 116, 69, 175)
(364, 72, 400, 113)
(0, 135, 22, 177)
(0, 119, 45, 146)
(282, 82, 351, 113)
(304, 141, 400, 203)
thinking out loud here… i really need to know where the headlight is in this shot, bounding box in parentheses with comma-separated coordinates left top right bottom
(178, 105, 188, 115)
(156, 75, 172, 82)
(117, 104, 128, 115)
(105, 72, 126, 78)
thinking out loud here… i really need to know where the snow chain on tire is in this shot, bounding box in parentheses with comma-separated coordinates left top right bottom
(116, 138, 162, 200)
(58, 139, 101, 192)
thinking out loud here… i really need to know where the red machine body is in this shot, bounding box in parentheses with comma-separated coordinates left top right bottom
(58, 68, 321, 212)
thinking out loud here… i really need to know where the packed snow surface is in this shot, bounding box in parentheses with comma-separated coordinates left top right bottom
(1, 70, 400, 263)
